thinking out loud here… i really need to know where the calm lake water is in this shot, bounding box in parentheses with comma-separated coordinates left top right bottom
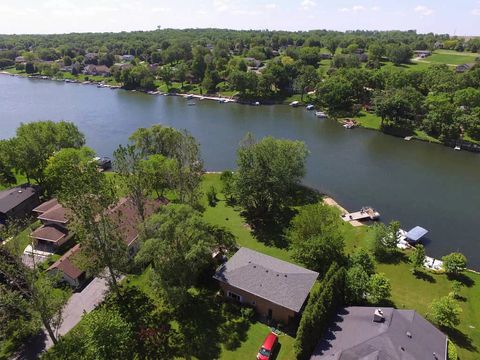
(1, 75, 480, 269)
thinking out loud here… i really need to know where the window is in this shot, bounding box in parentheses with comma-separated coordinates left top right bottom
(227, 291, 241, 302)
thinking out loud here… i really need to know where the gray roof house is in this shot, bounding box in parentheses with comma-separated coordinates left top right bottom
(0, 184, 40, 224)
(310, 307, 448, 360)
(214, 247, 318, 324)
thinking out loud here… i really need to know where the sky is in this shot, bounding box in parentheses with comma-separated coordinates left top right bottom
(0, 0, 479, 35)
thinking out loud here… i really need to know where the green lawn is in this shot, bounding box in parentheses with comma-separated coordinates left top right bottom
(220, 321, 295, 360)
(354, 111, 381, 130)
(418, 50, 479, 66)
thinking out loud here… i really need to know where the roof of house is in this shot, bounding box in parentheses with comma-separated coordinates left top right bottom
(0, 184, 39, 214)
(310, 307, 447, 360)
(213, 247, 319, 313)
(48, 244, 84, 280)
(30, 224, 69, 243)
(107, 197, 167, 246)
(37, 203, 70, 224)
(33, 198, 59, 214)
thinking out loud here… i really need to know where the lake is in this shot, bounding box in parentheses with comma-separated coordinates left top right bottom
(1, 75, 480, 269)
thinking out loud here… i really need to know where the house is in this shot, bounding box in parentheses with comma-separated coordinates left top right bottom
(456, 63, 474, 73)
(414, 50, 432, 58)
(15, 56, 26, 63)
(310, 307, 448, 360)
(107, 197, 168, 257)
(84, 52, 98, 62)
(244, 57, 262, 68)
(121, 54, 135, 62)
(319, 53, 333, 60)
(47, 244, 86, 289)
(83, 64, 111, 76)
(0, 184, 40, 225)
(213, 247, 319, 325)
(30, 199, 72, 253)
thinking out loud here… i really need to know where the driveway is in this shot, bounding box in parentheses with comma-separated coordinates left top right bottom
(13, 276, 109, 359)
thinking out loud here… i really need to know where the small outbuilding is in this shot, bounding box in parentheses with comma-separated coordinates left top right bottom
(213, 247, 318, 325)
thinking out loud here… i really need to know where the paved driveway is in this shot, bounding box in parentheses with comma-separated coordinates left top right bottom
(14, 276, 109, 359)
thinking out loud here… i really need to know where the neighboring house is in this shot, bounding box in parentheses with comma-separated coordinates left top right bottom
(244, 57, 262, 68)
(213, 247, 319, 325)
(320, 53, 333, 60)
(121, 54, 135, 62)
(456, 63, 474, 73)
(48, 244, 86, 289)
(310, 307, 448, 360)
(414, 50, 432, 58)
(84, 52, 98, 62)
(30, 199, 72, 253)
(108, 197, 168, 257)
(0, 184, 40, 225)
(15, 56, 26, 63)
(83, 64, 111, 76)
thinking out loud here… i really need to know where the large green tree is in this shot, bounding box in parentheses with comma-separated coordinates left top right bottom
(429, 295, 462, 328)
(235, 134, 309, 221)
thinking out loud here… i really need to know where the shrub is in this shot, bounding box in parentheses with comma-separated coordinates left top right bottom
(447, 339, 458, 360)
(206, 185, 217, 206)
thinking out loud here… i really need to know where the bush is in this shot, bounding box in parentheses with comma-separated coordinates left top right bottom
(447, 339, 458, 360)
(442, 252, 467, 275)
(206, 186, 217, 206)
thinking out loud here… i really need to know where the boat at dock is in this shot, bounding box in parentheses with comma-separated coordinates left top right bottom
(306, 104, 314, 110)
(341, 206, 380, 222)
(289, 101, 299, 107)
(315, 111, 327, 118)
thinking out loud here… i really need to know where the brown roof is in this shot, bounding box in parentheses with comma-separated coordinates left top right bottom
(108, 197, 167, 246)
(48, 244, 84, 280)
(37, 204, 70, 224)
(33, 198, 59, 214)
(30, 224, 69, 243)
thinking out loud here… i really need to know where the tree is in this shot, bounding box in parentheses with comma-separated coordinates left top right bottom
(121, 65, 155, 90)
(25, 62, 36, 74)
(0, 140, 16, 186)
(220, 170, 235, 202)
(372, 221, 400, 261)
(429, 295, 462, 328)
(6, 121, 85, 187)
(346, 265, 370, 304)
(57, 160, 127, 298)
(0, 58, 14, 69)
(368, 42, 385, 62)
(136, 204, 235, 306)
(139, 154, 178, 198)
(449, 280, 463, 300)
(44, 147, 95, 196)
(315, 76, 355, 115)
(293, 65, 319, 101)
(423, 93, 461, 141)
(373, 87, 423, 133)
(368, 273, 391, 304)
(235, 134, 309, 221)
(442, 252, 467, 276)
(409, 244, 426, 274)
(0, 247, 69, 345)
(386, 44, 413, 65)
(350, 249, 375, 276)
(158, 64, 175, 88)
(82, 307, 134, 359)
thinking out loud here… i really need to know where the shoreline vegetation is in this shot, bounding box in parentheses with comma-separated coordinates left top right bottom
(2, 69, 480, 154)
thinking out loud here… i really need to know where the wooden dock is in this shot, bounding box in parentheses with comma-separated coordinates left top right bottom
(341, 207, 380, 222)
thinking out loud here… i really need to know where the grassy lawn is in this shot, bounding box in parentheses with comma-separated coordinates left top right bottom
(354, 111, 381, 130)
(220, 321, 295, 360)
(419, 50, 479, 66)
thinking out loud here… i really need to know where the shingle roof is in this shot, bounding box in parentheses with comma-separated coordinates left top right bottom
(48, 244, 84, 280)
(37, 204, 70, 224)
(213, 247, 319, 312)
(0, 184, 38, 214)
(310, 307, 447, 360)
(30, 224, 69, 243)
(33, 198, 59, 214)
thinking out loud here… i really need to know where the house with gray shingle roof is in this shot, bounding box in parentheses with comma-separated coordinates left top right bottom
(213, 247, 318, 324)
(310, 306, 448, 360)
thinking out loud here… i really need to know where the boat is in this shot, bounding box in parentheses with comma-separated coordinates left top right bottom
(289, 101, 299, 107)
(343, 119, 357, 129)
(187, 102, 196, 106)
(254, 101, 260, 106)
(315, 111, 327, 118)
(454, 146, 461, 151)
(306, 104, 314, 110)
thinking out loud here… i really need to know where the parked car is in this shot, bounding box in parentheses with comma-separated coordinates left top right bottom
(256, 332, 278, 360)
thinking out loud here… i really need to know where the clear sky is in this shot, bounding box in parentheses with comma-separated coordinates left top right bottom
(0, 0, 479, 35)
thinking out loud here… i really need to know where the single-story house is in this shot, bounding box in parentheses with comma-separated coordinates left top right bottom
(310, 307, 447, 360)
(84, 52, 98, 61)
(0, 184, 40, 225)
(47, 244, 86, 289)
(121, 54, 135, 62)
(15, 56, 26, 63)
(83, 64, 111, 76)
(213, 247, 319, 325)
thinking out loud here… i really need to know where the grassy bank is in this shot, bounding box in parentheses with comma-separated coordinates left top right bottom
(202, 173, 480, 360)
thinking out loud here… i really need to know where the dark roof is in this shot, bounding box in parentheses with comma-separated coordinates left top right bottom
(310, 307, 447, 360)
(37, 203, 70, 224)
(107, 197, 167, 246)
(0, 184, 38, 214)
(48, 244, 84, 280)
(213, 247, 319, 312)
(33, 198, 59, 214)
(30, 224, 69, 243)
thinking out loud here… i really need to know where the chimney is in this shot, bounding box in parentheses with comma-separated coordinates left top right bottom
(373, 308, 385, 323)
